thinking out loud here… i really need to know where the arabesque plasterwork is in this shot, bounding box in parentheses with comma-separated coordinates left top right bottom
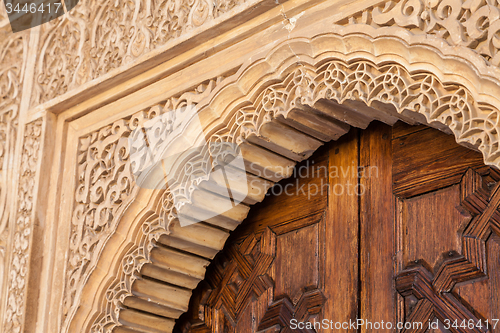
(338, 0, 500, 66)
(62, 76, 229, 331)
(0, 30, 28, 333)
(31, 0, 247, 106)
(3, 119, 43, 333)
(0, 32, 26, 246)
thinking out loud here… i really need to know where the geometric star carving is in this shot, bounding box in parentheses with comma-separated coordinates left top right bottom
(212, 227, 276, 324)
(396, 256, 487, 333)
(396, 168, 500, 332)
(257, 289, 326, 333)
(186, 227, 276, 333)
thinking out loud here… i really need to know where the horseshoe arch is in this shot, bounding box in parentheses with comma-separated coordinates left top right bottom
(67, 18, 500, 333)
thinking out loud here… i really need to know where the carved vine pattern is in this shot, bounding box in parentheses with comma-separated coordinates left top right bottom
(89, 191, 176, 332)
(63, 78, 222, 330)
(32, 0, 246, 106)
(3, 119, 43, 333)
(85, 56, 500, 331)
(337, 0, 500, 67)
(0, 32, 27, 333)
(29, 0, 500, 107)
(217, 60, 500, 164)
(0, 32, 25, 241)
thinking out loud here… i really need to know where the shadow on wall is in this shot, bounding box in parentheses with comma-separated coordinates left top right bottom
(3, 0, 79, 32)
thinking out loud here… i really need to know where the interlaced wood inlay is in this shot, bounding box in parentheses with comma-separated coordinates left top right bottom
(257, 289, 326, 333)
(396, 168, 500, 332)
(210, 228, 276, 322)
(185, 228, 276, 332)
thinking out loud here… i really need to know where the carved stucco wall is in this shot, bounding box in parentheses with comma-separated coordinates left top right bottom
(2, 0, 500, 332)
(0, 27, 31, 333)
(31, 0, 248, 106)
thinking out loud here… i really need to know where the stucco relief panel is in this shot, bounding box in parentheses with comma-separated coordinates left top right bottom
(337, 0, 500, 67)
(31, 0, 248, 106)
(0, 30, 28, 333)
(3, 119, 43, 333)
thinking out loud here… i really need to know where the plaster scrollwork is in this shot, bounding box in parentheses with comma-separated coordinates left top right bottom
(32, 0, 246, 106)
(0, 31, 27, 333)
(90, 191, 176, 333)
(287, 61, 500, 163)
(3, 119, 43, 333)
(337, 0, 500, 67)
(207, 59, 500, 165)
(0, 32, 26, 238)
(62, 77, 223, 330)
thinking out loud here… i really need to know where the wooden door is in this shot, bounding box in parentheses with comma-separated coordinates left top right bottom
(174, 122, 500, 333)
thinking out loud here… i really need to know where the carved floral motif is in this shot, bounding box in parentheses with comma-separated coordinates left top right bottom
(32, 0, 246, 106)
(337, 0, 500, 66)
(0, 32, 25, 238)
(212, 59, 500, 164)
(0, 31, 27, 333)
(3, 119, 43, 333)
(89, 191, 175, 332)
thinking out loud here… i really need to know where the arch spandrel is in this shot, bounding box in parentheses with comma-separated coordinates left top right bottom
(63, 4, 500, 333)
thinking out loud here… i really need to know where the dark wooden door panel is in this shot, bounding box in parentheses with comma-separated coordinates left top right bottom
(397, 185, 469, 269)
(272, 224, 320, 303)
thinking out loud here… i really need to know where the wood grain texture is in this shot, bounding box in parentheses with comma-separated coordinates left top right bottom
(392, 122, 429, 139)
(395, 167, 500, 332)
(324, 129, 359, 332)
(273, 224, 320, 302)
(400, 185, 470, 269)
(454, 234, 500, 332)
(230, 145, 329, 242)
(360, 122, 396, 331)
(392, 123, 487, 198)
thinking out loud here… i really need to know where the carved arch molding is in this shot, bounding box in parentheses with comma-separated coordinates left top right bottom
(17, 0, 500, 333)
